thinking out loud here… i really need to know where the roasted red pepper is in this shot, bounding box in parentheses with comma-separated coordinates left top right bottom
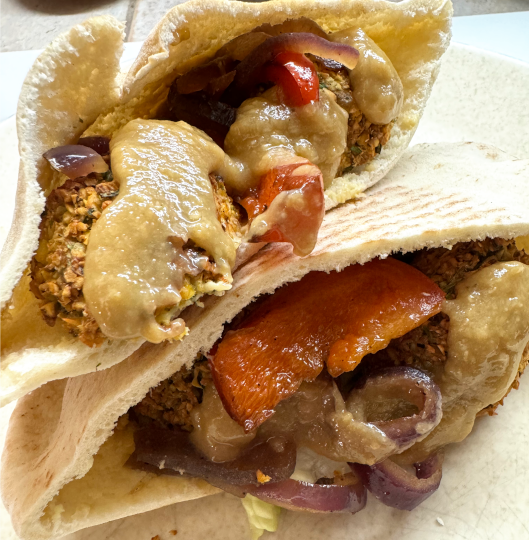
(265, 51, 319, 107)
(240, 160, 324, 256)
(210, 258, 445, 432)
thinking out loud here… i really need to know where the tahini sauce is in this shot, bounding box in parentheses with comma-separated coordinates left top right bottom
(403, 261, 529, 462)
(331, 28, 403, 125)
(225, 87, 348, 191)
(190, 384, 256, 462)
(84, 120, 240, 343)
(82, 40, 399, 343)
(85, 92, 349, 342)
(190, 378, 398, 465)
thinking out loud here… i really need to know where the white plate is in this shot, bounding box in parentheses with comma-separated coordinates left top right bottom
(1, 42, 528, 540)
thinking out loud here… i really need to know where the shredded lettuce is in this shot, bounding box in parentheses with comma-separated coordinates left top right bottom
(241, 494, 282, 540)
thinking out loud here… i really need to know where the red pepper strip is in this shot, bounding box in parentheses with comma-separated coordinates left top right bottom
(264, 51, 319, 107)
(229, 33, 358, 107)
(240, 160, 324, 256)
(210, 258, 445, 432)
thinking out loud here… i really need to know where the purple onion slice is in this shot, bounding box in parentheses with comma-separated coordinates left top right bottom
(415, 452, 443, 480)
(127, 426, 296, 486)
(350, 454, 443, 511)
(77, 136, 111, 155)
(246, 477, 367, 514)
(43, 144, 108, 179)
(348, 367, 442, 448)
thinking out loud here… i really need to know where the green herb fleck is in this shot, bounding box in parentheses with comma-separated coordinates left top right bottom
(102, 170, 114, 182)
(79, 117, 84, 123)
(375, 144, 382, 154)
(342, 165, 354, 175)
(96, 362, 101, 369)
(350, 145, 362, 156)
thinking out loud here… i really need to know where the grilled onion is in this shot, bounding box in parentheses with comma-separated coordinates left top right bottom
(347, 367, 443, 448)
(245, 477, 367, 514)
(43, 144, 109, 179)
(350, 453, 443, 510)
(77, 136, 110, 155)
(127, 427, 296, 486)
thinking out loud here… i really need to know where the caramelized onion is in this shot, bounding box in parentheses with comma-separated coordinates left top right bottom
(230, 33, 359, 104)
(350, 454, 443, 511)
(166, 88, 237, 147)
(127, 427, 296, 486)
(177, 19, 331, 102)
(414, 452, 443, 479)
(176, 56, 238, 95)
(43, 144, 109, 179)
(245, 477, 367, 514)
(309, 54, 343, 71)
(347, 367, 442, 447)
(77, 136, 111, 155)
(252, 17, 329, 39)
(215, 32, 271, 61)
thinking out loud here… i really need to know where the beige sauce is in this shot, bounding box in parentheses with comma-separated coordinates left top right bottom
(187, 262, 529, 467)
(82, 37, 397, 342)
(259, 378, 398, 465)
(403, 262, 529, 463)
(331, 28, 403, 125)
(188, 377, 398, 466)
(84, 91, 347, 342)
(190, 384, 256, 462)
(225, 87, 348, 191)
(84, 120, 240, 343)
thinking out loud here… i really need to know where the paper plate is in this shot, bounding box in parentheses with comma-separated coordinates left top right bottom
(0, 42, 528, 540)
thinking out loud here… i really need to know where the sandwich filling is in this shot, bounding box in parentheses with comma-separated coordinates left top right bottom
(32, 18, 404, 345)
(125, 238, 529, 513)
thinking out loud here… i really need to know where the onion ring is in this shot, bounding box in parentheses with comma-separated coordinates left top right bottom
(347, 367, 442, 448)
(245, 477, 367, 514)
(350, 453, 443, 510)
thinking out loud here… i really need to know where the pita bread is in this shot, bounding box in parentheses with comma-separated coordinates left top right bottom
(0, 0, 452, 407)
(2, 142, 529, 540)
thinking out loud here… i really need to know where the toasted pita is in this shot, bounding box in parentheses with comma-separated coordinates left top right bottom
(0, 0, 452, 407)
(2, 142, 529, 540)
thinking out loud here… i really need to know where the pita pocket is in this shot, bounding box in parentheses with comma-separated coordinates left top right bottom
(2, 142, 528, 540)
(0, 0, 452, 407)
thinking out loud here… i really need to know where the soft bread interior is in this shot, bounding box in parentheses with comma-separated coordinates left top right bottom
(2, 142, 529, 540)
(0, 0, 452, 408)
